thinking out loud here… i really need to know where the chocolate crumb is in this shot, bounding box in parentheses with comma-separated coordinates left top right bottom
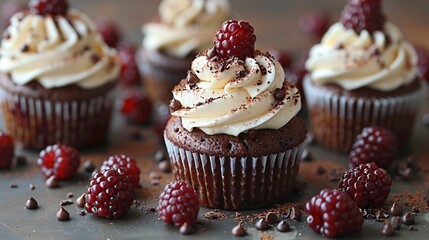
(179, 223, 194, 235)
(60, 200, 73, 206)
(10, 184, 18, 188)
(56, 207, 70, 221)
(412, 207, 419, 213)
(409, 225, 418, 231)
(276, 220, 290, 232)
(231, 223, 246, 237)
(25, 197, 38, 209)
(67, 192, 74, 198)
(46, 176, 60, 188)
(76, 193, 85, 208)
(78, 210, 86, 216)
(169, 99, 182, 112)
(158, 161, 172, 173)
(204, 209, 227, 220)
(255, 219, 270, 231)
(290, 207, 301, 221)
(29, 184, 36, 190)
(382, 223, 395, 236)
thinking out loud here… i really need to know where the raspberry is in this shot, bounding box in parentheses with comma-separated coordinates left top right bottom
(29, 0, 68, 16)
(305, 189, 364, 238)
(0, 131, 14, 169)
(349, 127, 397, 169)
(85, 168, 134, 219)
(268, 49, 292, 69)
(299, 12, 331, 39)
(119, 89, 153, 124)
(37, 144, 80, 180)
(414, 44, 429, 81)
(117, 42, 141, 85)
(339, 163, 392, 208)
(95, 17, 121, 48)
(100, 155, 141, 188)
(158, 180, 199, 227)
(340, 0, 385, 34)
(214, 20, 256, 60)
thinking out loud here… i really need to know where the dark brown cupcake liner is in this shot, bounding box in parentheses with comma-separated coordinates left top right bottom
(164, 134, 307, 210)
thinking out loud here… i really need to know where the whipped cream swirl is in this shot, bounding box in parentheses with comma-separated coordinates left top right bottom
(0, 10, 119, 89)
(306, 22, 418, 91)
(171, 52, 301, 136)
(143, 0, 230, 58)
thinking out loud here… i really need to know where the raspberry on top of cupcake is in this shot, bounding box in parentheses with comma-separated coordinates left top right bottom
(0, 0, 120, 89)
(169, 20, 301, 136)
(305, 0, 418, 91)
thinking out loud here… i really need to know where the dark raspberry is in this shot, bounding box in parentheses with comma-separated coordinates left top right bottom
(100, 155, 141, 188)
(37, 144, 80, 180)
(299, 12, 331, 39)
(0, 131, 14, 169)
(305, 189, 363, 238)
(349, 127, 397, 169)
(29, 0, 68, 16)
(119, 89, 153, 124)
(117, 42, 141, 85)
(1, 1, 26, 27)
(214, 20, 256, 60)
(85, 168, 134, 219)
(268, 49, 292, 69)
(339, 163, 392, 208)
(414, 44, 429, 81)
(340, 0, 386, 34)
(95, 17, 121, 48)
(158, 180, 199, 227)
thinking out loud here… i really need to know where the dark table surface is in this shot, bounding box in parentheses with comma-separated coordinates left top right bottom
(1, 0, 429, 239)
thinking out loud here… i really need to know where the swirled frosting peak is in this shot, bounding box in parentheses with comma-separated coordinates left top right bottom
(143, 0, 230, 58)
(0, 10, 119, 89)
(306, 22, 417, 91)
(170, 51, 302, 136)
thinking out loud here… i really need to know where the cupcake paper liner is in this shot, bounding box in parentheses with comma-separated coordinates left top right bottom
(303, 77, 423, 152)
(164, 134, 307, 210)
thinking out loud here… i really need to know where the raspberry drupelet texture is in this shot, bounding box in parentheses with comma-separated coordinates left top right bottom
(214, 20, 256, 60)
(158, 180, 199, 228)
(339, 163, 392, 208)
(37, 144, 80, 180)
(100, 155, 141, 188)
(306, 189, 364, 238)
(117, 42, 141, 85)
(29, 0, 68, 16)
(119, 89, 153, 125)
(95, 18, 121, 48)
(340, 0, 385, 34)
(348, 126, 397, 169)
(0, 131, 14, 169)
(85, 168, 134, 219)
(414, 45, 429, 81)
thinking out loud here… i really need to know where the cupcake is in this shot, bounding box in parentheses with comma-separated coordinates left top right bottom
(164, 20, 307, 210)
(0, 0, 120, 150)
(303, 0, 422, 152)
(137, 0, 230, 105)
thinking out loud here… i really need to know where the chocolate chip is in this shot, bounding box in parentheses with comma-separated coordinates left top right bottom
(76, 194, 85, 208)
(158, 161, 171, 173)
(25, 197, 38, 210)
(390, 203, 403, 216)
(46, 176, 59, 188)
(169, 99, 182, 112)
(56, 207, 70, 221)
(10, 184, 18, 188)
(255, 219, 270, 231)
(231, 223, 246, 237)
(382, 224, 395, 236)
(422, 113, 429, 126)
(67, 192, 74, 198)
(390, 216, 401, 230)
(187, 70, 199, 85)
(179, 223, 194, 235)
(401, 212, 415, 225)
(207, 47, 218, 59)
(412, 207, 419, 213)
(21, 44, 29, 52)
(83, 160, 96, 173)
(276, 220, 290, 232)
(29, 184, 36, 190)
(78, 210, 86, 216)
(60, 200, 73, 206)
(273, 88, 286, 101)
(290, 207, 302, 221)
(265, 212, 278, 225)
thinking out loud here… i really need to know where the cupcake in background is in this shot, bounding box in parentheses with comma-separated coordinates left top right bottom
(137, 0, 231, 105)
(0, 0, 120, 150)
(164, 20, 307, 210)
(303, 0, 422, 152)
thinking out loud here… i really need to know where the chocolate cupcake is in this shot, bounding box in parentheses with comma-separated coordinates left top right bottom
(164, 20, 307, 210)
(0, 0, 120, 149)
(137, 0, 231, 105)
(303, 0, 422, 152)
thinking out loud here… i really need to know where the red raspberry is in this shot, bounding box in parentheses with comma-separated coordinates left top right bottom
(117, 42, 141, 86)
(339, 163, 392, 208)
(268, 49, 292, 69)
(119, 89, 153, 124)
(214, 20, 256, 60)
(37, 144, 80, 180)
(95, 18, 121, 48)
(340, 0, 385, 34)
(100, 155, 141, 188)
(29, 0, 68, 16)
(158, 180, 199, 227)
(349, 127, 397, 169)
(0, 131, 14, 169)
(85, 168, 134, 219)
(305, 189, 364, 238)
(299, 12, 331, 39)
(414, 44, 429, 81)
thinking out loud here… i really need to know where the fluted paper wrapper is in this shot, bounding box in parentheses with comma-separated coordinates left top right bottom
(304, 77, 422, 152)
(164, 134, 307, 210)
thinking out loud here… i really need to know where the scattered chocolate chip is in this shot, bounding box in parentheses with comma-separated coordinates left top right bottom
(390, 203, 403, 216)
(179, 223, 194, 235)
(315, 166, 326, 175)
(231, 223, 246, 237)
(10, 184, 18, 188)
(149, 207, 156, 212)
(149, 171, 161, 180)
(21, 44, 29, 52)
(382, 223, 395, 236)
(204, 209, 225, 220)
(207, 47, 218, 59)
(56, 207, 70, 221)
(67, 192, 74, 198)
(402, 212, 415, 225)
(276, 220, 290, 232)
(187, 70, 199, 85)
(375, 210, 388, 222)
(423, 113, 429, 126)
(154, 150, 166, 163)
(78, 210, 86, 216)
(273, 88, 286, 101)
(290, 207, 302, 221)
(255, 219, 270, 231)
(83, 160, 96, 173)
(158, 160, 171, 173)
(76, 194, 85, 208)
(17, 155, 27, 166)
(46, 176, 59, 188)
(169, 99, 182, 112)
(25, 197, 38, 210)
(29, 184, 36, 190)
(265, 212, 278, 225)
(409, 225, 418, 231)
(60, 200, 73, 206)
(390, 216, 401, 230)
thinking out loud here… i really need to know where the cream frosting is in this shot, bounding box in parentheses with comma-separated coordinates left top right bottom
(171, 52, 302, 136)
(306, 22, 418, 91)
(142, 0, 230, 58)
(0, 10, 119, 89)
